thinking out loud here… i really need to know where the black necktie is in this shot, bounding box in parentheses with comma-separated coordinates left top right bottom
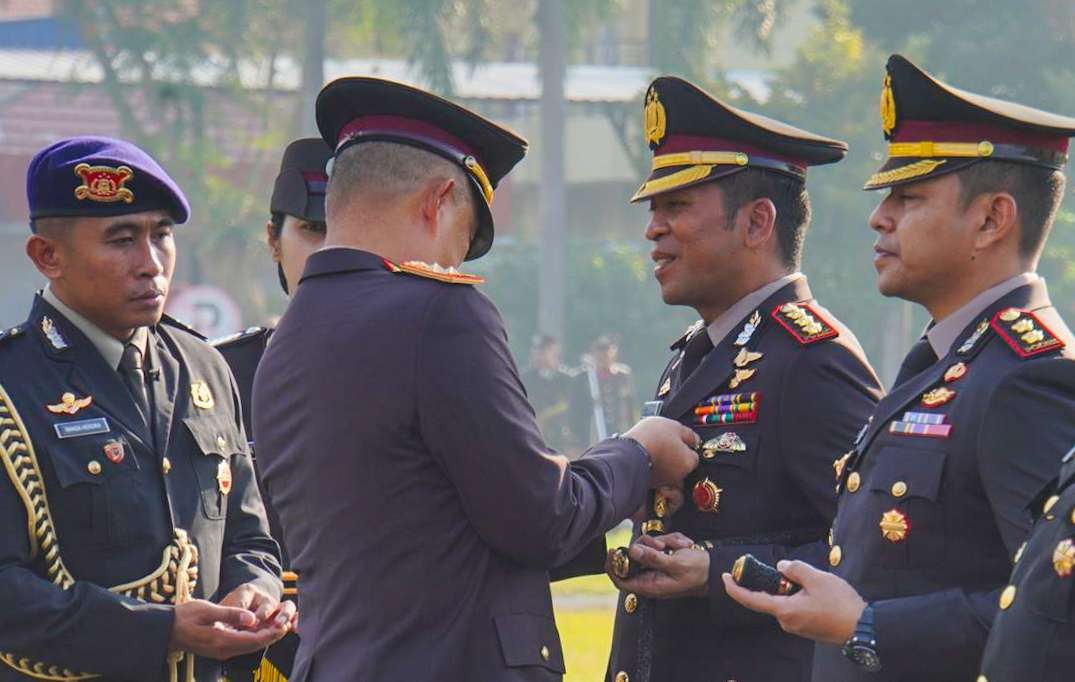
(119, 342, 151, 429)
(679, 329, 714, 382)
(893, 336, 938, 387)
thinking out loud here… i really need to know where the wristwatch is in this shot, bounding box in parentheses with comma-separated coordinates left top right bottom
(842, 604, 882, 672)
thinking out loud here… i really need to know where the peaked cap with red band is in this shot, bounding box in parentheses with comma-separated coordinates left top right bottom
(864, 54, 1075, 190)
(316, 77, 527, 261)
(630, 76, 847, 203)
(271, 137, 333, 224)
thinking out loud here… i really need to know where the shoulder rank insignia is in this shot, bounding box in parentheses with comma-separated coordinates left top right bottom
(40, 316, 68, 350)
(991, 308, 1065, 358)
(211, 326, 268, 348)
(47, 392, 93, 415)
(0, 324, 25, 344)
(770, 302, 838, 345)
(385, 259, 485, 285)
(672, 319, 705, 350)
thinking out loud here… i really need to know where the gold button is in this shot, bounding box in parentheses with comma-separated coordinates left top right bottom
(1044, 495, 1060, 518)
(1014, 541, 1026, 564)
(891, 481, 908, 498)
(86, 460, 101, 475)
(1071, 508, 1075, 525)
(999, 585, 1016, 609)
(161, 457, 172, 474)
(540, 645, 550, 662)
(624, 593, 638, 614)
(615, 673, 630, 682)
(829, 545, 842, 567)
(216, 435, 227, 450)
(846, 472, 860, 493)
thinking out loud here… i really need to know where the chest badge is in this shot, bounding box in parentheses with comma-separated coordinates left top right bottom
(879, 509, 910, 543)
(943, 362, 968, 383)
(695, 392, 760, 426)
(734, 311, 762, 347)
(1053, 538, 1075, 578)
(729, 368, 756, 390)
(190, 381, 215, 410)
(217, 459, 232, 494)
(701, 432, 746, 459)
(47, 392, 93, 415)
(733, 348, 763, 368)
(921, 386, 956, 408)
(103, 441, 125, 464)
(693, 477, 723, 513)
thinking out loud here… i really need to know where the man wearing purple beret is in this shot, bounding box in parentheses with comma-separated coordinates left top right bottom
(0, 136, 292, 681)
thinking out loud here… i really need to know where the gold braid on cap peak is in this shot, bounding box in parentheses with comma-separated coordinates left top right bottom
(864, 159, 947, 189)
(0, 383, 200, 682)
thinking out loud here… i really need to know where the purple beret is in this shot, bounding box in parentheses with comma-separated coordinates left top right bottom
(26, 136, 190, 224)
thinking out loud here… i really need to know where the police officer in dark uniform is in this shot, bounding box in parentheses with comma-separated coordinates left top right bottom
(522, 334, 580, 453)
(213, 138, 331, 682)
(252, 77, 701, 681)
(725, 55, 1075, 682)
(0, 137, 291, 681)
(603, 76, 884, 682)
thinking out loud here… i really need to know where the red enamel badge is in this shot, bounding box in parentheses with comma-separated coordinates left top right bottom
(74, 163, 134, 204)
(103, 441, 124, 464)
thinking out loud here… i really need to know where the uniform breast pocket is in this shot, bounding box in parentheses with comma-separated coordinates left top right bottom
(493, 613, 565, 676)
(865, 446, 947, 568)
(1024, 496, 1075, 625)
(46, 433, 139, 548)
(183, 415, 242, 520)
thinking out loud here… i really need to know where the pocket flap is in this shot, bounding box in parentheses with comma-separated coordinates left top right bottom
(48, 433, 138, 488)
(182, 414, 241, 458)
(867, 446, 946, 501)
(493, 613, 565, 673)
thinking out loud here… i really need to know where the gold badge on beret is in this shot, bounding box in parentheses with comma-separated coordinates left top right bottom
(74, 163, 134, 204)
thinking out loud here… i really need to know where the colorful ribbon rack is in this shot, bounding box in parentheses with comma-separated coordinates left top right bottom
(694, 392, 760, 425)
(889, 411, 952, 438)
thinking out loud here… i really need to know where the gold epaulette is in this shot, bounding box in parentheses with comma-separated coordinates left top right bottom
(0, 383, 199, 681)
(991, 308, 1065, 358)
(385, 260, 485, 285)
(770, 302, 839, 345)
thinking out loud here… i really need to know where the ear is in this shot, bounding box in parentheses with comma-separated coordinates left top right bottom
(265, 221, 281, 262)
(25, 233, 64, 281)
(419, 178, 457, 232)
(972, 191, 1018, 253)
(742, 197, 777, 250)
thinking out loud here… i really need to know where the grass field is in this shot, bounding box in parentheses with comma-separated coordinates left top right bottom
(549, 526, 630, 681)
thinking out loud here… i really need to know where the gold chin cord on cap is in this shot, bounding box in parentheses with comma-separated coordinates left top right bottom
(463, 156, 494, 205)
(887, 140, 995, 158)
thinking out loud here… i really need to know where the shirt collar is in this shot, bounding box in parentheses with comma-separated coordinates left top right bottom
(42, 285, 149, 369)
(706, 272, 804, 345)
(926, 272, 1040, 358)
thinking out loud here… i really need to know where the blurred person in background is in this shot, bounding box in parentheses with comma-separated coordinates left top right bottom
(521, 333, 581, 455)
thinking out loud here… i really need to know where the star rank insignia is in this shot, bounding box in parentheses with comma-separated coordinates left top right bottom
(991, 308, 1065, 358)
(770, 302, 838, 345)
(46, 392, 93, 415)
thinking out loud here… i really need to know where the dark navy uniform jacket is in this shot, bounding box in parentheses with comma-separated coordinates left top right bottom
(818, 280, 1075, 682)
(0, 295, 281, 681)
(252, 248, 652, 682)
(607, 277, 882, 682)
(978, 434, 1075, 681)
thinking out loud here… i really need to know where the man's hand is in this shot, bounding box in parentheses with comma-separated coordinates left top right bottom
(607, 533, 709, 598)
(169, 599, 290, 659)
(721, 560, 866, 645)
(219, 583, 296, 632)
(623, 416, 699, 488)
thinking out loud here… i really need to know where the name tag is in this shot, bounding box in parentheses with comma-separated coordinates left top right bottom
(54, 417, 110, 439)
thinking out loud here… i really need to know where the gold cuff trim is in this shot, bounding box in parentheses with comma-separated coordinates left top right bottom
(463, 156, 494, 205)
(887, 140, 994, 158)
(864, 159, 947, 188)
(652, 151, 749, 170)
(632, 165, 715, 201)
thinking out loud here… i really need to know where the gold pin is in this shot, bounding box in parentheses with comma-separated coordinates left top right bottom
(846, 472, 861, 493)
(880, 509, 909, 542)
(86, 460, 102, 475)
(944, 362, 967, 383)
(217, 459, 232, 494)
(999, 308, 1021, 322)
(733, 348, 764, 368)
(729, 368, 756, 390)
(46, 392, 93, 415)
(190, 381, 215, 409)
(1011, 318, 1035, 334)
(1053, 538, 1075, 578)
(658, 377, 671, 397)
(891, 481, 908, 498)
(624, 593, 638, 614)
(921, 387, 957, 408)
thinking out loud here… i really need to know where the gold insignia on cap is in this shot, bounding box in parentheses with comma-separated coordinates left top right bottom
(46, 392, 93, 415)
(729, 368, 756, 390)
(880, 508, 909, 542)
(921, 386, 956, 408)
(644, 87, 667, 147)
(880, 74, 897, 137)
(190, 381, 214, 409)
(1053, 538, 1075, 578)
(73, 163, 135, 204)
